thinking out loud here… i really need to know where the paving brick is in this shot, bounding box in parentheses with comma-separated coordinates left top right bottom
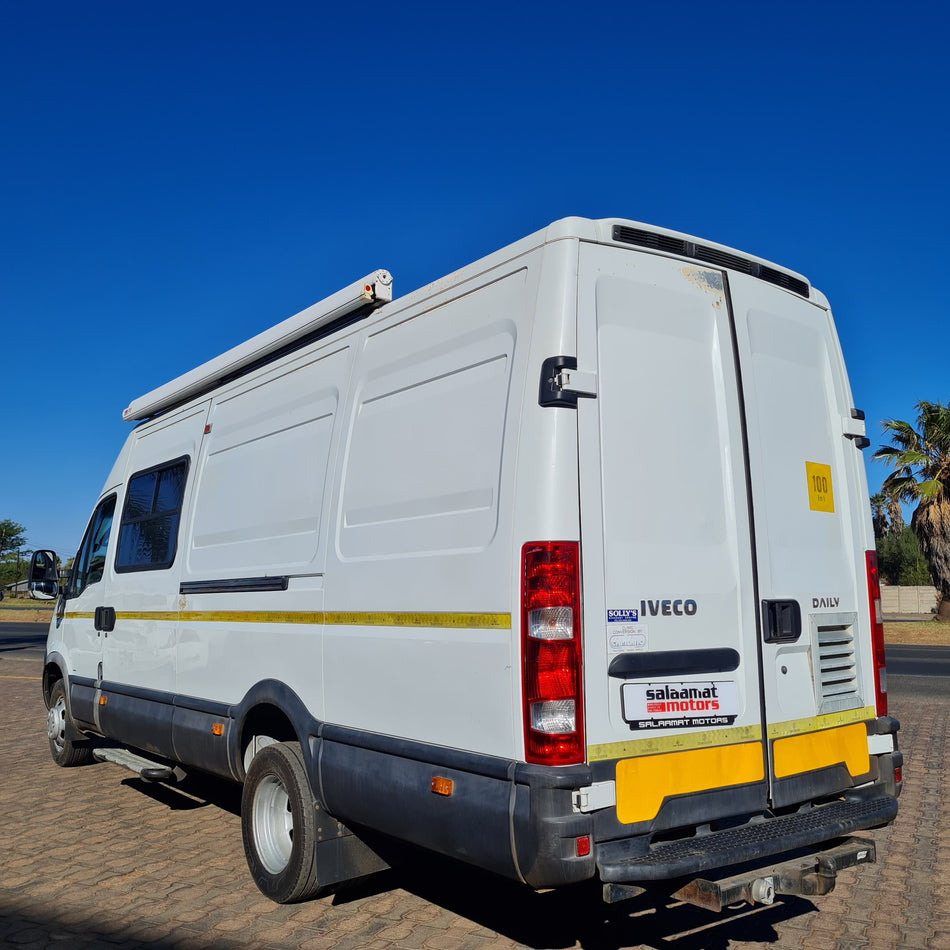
(3, 652, 946, 950)
(421, 932, 468, 950)
(834, 937, 871, 950)
(295, 935, 341, 950)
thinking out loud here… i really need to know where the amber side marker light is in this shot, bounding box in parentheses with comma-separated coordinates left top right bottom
(211, 723, 224, 736)
(99, 695, 107, 706)
(430, 776, 454, 796)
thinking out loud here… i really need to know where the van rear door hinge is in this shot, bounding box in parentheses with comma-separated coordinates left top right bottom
(843, 408, 871, 449)
(539, 356, 598, 407)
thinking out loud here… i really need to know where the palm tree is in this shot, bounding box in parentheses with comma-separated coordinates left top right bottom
(886, 496, 904, 536)
(869, 493, 889, 539)
(874, 400, 950, 619)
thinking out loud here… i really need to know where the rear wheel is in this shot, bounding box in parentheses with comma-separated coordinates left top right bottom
(46, 680, 94, 767)
(241, 741, 324, 903)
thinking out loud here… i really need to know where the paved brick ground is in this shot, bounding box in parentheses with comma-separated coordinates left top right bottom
(0, 652, 945, 950)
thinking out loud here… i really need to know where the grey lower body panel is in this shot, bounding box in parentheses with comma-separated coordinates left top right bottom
(53, 664, 900, 897)
(315, 727, 597, 889)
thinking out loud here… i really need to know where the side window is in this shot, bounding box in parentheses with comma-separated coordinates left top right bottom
(115, 457, 190, 573)
(70, 495, 117, 598)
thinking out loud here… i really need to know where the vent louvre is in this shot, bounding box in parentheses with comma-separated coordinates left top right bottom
(611, 225, 810, 299)
(817, 624, 858, 704)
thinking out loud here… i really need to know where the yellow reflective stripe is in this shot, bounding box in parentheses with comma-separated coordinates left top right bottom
(616, 741, 765, 824)
(587, 723, 763, 763)
(325, 611, 510, 629)
(66, 609, 510, 629)
(178, 611, 322, 624)
(121, 611, 180, 622)
(773, 721, 870, 779)
(766, 706, 875, 740)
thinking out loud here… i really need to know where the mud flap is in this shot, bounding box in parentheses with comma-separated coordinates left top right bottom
(671, 836, 875, 912)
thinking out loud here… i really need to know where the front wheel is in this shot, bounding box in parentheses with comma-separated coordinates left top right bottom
(46, 680, 94, 767)
(241, 741, 324, 903)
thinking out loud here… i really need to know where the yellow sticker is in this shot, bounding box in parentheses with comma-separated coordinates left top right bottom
(806, 461, 834, 512)
(615, 742, 765, 824)
(772, 722, 869, 779)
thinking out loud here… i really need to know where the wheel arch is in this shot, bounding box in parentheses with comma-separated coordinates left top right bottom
(42, 653, 69, 708)
(231, 680, 321, 785)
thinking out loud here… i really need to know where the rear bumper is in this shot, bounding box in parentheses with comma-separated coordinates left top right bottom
(313, 723, 899, 892)
(596, 790, 898, 884)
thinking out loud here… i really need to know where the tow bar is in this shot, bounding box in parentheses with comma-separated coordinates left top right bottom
(670, 836, 876, 912)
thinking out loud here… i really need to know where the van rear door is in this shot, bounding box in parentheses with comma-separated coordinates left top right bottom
(727, 271, 875, 807)
(575, 239, 873, 828)
(575, 242, 769, 828)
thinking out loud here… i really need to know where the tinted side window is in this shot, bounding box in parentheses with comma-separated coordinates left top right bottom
(70, 495, 117, 598)
(116, 457, 189, 572)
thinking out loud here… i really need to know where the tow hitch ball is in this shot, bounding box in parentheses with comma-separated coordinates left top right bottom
(750, 877, 775, 905)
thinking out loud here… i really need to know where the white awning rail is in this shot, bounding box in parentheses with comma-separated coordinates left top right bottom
(123, 270, 393, 421)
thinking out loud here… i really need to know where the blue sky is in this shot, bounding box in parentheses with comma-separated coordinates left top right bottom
(2, 1, 947, 557)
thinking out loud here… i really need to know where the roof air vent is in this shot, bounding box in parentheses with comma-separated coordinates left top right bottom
(611, 226, 810, 299)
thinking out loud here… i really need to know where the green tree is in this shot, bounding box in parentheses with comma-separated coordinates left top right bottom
(0, 520, 30, 592)
(874, 400, 950, 618)
(876, 527, 931, 586)
(0, 520, 27, 558)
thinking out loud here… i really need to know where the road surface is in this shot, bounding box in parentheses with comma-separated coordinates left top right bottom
(0, 628, 946, 948)
(0, 620, 48, 659)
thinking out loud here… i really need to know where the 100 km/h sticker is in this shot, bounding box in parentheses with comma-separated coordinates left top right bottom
(806, 461, 834, 512)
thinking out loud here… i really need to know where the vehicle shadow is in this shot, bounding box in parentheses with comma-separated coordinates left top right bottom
(120, 769, 242, 814)
(341, 852, 816, 950)
(119, 767, 817, 949)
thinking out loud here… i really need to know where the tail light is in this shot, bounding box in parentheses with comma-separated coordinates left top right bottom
(521, 542, 584, 765)
(865, 550, 887, 716)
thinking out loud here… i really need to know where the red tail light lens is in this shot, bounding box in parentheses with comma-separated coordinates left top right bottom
(865, 550, 887, 716)
(521, 542, 584, 765)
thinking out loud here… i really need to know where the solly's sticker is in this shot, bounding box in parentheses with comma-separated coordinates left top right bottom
(607, 608, 639, 623)
(806, 461, 834, 513)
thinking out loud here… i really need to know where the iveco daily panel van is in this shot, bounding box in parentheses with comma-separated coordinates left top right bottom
(34, 217, 901, 909)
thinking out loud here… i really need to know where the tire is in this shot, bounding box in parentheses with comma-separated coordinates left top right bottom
(46, 680, 94, 767)
(241, 741, 324, 904)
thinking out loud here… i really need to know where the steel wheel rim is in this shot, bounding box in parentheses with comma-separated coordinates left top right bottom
(253, 772, 294, 874)
(48, 697, 66, 752)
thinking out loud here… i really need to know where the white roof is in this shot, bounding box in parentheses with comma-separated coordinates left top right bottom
(123, 270, 392, 421)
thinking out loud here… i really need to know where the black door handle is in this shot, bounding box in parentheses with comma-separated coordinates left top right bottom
(94, 606, 116, 633)
(762, 600, 802, 643)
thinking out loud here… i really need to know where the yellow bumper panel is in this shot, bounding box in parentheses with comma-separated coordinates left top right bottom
(615, 741, 765, 825)
(772, 721, 869, 780)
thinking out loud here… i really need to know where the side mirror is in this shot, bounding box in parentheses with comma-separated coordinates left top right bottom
(29, 550, 59, 600)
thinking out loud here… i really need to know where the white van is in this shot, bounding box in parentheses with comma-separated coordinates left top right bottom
(34, 217, 901, 910)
